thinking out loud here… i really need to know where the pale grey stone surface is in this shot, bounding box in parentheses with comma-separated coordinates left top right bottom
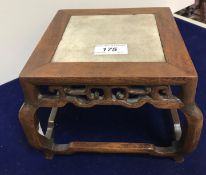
(52, 14, 165, 62)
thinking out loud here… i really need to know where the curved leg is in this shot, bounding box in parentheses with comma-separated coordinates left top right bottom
(178, 79, 203, 156)
(19, 103, 51, 151)
(180, 104, 203, 153)
(18, 81, 203, 161)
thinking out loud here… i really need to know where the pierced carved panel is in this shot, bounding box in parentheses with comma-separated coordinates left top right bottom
(38, 85, 183, 109)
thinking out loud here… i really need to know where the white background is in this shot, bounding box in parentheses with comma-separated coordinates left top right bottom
(0, 0, 194, 85)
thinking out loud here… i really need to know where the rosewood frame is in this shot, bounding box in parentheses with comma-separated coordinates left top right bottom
(19, 8, 203, 162)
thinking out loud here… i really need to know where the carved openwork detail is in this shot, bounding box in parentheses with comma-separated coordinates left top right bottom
(38, 85, 183, 109)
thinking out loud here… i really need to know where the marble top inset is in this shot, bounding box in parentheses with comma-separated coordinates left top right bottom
(52, 14, 165, 62)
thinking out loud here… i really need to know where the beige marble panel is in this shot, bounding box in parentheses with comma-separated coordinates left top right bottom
(52, 14, 165, 62)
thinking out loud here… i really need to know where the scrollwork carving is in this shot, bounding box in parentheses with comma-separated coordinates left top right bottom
(38, 85, 183, 109)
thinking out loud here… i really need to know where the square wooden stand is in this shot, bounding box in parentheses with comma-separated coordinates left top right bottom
(19, 8, 203, 162)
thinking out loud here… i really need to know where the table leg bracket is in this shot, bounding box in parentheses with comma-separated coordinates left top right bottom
(18, 84, 203, 162)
